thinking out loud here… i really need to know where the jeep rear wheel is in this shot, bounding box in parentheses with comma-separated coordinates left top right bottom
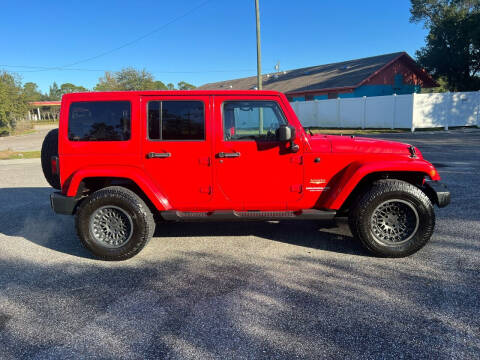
(75, 186, 155, 261)
(349, 179, 435, 257)
(41, 128, 60, 190)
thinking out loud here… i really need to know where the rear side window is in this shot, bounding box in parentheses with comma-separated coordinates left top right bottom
(148, 101, 204, 141)
(68, 101, 131, 141)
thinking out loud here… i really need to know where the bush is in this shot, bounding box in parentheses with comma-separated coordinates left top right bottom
(12, 118, 34, 133)
(0, 127, 10, 137)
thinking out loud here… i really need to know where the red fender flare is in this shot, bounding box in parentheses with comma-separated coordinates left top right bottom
(64, 165, 172, 210)
(322, 160, 440, 210)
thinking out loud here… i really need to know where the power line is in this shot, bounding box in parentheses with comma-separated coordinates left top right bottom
(0, 64, 108, 72)
(153, 69, 256, 74)
(62, 0, 213, 68)
(0, 64, 255, 74)
(1, 65, 255, 73)
(4, 0, 213, 73)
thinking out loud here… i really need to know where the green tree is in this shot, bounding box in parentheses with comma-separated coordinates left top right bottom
(151, 81, 168, 90)
(177, 81, 196, 90)
(0, 72, 29, 135)
(167, 83, 175, 90)
(23, 82, 43, 102)
(48, 81, 62, 100)
(94, 71, 118, 91)
(421, 76, 450, 93)
(115, 68, 154, 90)
(94, 68, 168, 91)
(411, 0, 480, 91)
(59, 83, 88, 95)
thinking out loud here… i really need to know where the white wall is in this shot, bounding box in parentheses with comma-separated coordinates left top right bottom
(291, 91, 480, 131)
(340, 97, 364, 128)
(394, 94, 414, 128)
(412, 91, 479, 130)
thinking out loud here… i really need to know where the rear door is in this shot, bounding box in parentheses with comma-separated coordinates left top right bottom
(213, 95, 304, 210)
(141, 95, 212, 210)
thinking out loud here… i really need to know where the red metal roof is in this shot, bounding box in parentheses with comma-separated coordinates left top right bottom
(198, 52, 438, 93)
(30, 101, 61, 106)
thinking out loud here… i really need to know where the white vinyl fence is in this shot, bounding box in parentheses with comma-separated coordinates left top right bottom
(290, 91, 480, 131)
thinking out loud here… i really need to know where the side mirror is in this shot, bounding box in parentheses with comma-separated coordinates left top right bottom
(277, 125, 295, 142)
(277, 125, 299, 153)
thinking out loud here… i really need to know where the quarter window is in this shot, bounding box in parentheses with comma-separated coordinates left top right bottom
(148, 101, 205, 140)
(223, 101, 287, 141)
(68, 101, 131, 141)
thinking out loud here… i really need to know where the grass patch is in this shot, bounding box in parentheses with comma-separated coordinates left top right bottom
(0, 124, 35, 137)
(413, 125, 477, 132)
(0, 149, 41, 160)
(308, 128, 408, 135)
(35, 120, 59, 126)
(11, 129, 36, 136)
(307, 125, 478, 135)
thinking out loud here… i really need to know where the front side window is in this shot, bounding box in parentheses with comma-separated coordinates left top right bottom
(148, 101, 205, 140)
(68, 101, 131, 141)
(223, 101, 287, 141)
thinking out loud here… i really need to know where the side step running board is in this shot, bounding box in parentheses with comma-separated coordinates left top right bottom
(161, 209, 336, 222)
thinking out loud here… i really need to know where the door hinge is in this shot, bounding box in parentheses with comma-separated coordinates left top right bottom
(199, 157, 211, 166)
(291, 155, 303, 165)
(290, 184, 303, 193)
(200, 186, 212, 194)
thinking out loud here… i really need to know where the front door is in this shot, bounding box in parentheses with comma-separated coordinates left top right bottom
(141, 95, 212, 210)
(213, 96, 303, 210)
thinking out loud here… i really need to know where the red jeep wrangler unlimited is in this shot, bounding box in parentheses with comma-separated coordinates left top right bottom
(41, 90, 449, 260)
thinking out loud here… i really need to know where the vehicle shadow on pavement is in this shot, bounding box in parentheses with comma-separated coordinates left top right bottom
(0, 187, 367, 259)
(154, 219, 368, 256)
(0, 187, 93, 259)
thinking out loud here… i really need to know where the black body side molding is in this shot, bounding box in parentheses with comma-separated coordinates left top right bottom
(161, 209, 337, 222)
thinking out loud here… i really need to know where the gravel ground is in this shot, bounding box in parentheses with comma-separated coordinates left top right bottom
(0, 129, 479, 359)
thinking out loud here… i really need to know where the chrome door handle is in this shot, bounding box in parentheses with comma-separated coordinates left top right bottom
(146, 152, 171, 159)
(217, 152, 241, 158)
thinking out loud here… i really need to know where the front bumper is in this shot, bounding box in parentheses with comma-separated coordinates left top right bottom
(424, 181, 451, 208)
(50, 192, 79, 215)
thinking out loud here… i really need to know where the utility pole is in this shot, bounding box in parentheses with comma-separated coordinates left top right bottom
(255, 0, 264, 134)
(255, 0, 262, 90)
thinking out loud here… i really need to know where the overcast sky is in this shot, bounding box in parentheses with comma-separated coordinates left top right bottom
(0, 0, 428, 92)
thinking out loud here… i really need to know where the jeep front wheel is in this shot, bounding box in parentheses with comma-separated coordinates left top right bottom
(75, 186, 155, 260)
(349, 179, 435, 257)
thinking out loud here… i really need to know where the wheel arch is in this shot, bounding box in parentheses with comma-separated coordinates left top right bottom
(322, 160, 439, 211)
(337, 171, 428, 214)
(65, 166, 172, 211)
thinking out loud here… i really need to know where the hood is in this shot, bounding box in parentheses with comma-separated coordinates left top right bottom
(309, 134, 418, 156)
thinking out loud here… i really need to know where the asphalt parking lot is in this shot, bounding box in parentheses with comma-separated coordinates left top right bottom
(0, 129, 479, 359)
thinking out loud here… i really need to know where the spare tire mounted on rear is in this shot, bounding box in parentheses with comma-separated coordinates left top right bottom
(41, 128, 61, 190)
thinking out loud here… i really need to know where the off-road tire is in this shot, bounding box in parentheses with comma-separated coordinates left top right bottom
(349, 179, 435, 257)
(41, 128, 61, 189)
(75, 186, 155, 261)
